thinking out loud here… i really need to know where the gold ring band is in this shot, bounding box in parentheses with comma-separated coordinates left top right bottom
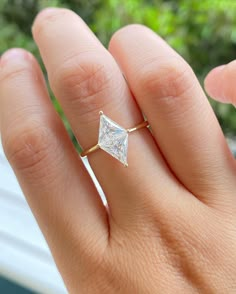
(80, 120, 149, 157)
(80, 111, 149, 166)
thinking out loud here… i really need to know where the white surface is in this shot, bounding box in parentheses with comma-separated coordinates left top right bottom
(0, 141, 67, 293)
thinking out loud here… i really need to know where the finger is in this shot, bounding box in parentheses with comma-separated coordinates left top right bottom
(0, 49, 108, 286)
(109, 25, 236, 205)
(205, 62, 236, 106)
(32, 8, 179, 226)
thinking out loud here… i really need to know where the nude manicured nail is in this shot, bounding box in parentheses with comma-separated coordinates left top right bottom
(33, 7, 58, 27)
(0, 48, 29, 66)
(204, 65, 226, 101)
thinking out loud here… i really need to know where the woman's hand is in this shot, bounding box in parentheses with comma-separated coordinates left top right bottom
(0, 8, 236, 293)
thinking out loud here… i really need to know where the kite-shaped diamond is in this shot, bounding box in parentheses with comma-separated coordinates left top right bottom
(98, 113, 128, 166)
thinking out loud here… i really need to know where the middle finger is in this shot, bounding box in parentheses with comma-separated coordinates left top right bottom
(32, 8, 179, 226)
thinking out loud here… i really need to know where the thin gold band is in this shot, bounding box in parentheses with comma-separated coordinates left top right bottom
(127, 120, 149, 133)
(80, 120, 149, 157)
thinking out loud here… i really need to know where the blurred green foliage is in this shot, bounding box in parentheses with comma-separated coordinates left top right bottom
(0, 0, 235, 138)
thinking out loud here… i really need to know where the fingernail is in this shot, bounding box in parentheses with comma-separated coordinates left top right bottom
(0, 49, 29, 66)
(204, 65, 226, 100)
(32, 7, 58, 33)
(34, 7, 58, 23)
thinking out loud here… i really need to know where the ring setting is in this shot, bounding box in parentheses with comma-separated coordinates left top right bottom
(80, 111, 149, 167)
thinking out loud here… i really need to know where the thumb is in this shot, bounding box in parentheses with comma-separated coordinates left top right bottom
(204, 61, 236, 106)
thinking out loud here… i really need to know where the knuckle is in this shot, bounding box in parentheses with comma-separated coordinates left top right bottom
(138, 57, 195, 102)
(3, 121, 53, 175)
(52, 56, 115, 118)
(91, 254, 129, 293)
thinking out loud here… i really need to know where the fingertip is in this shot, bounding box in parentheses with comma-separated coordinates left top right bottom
(0, 48, 34, 68)
(204, 65, 226, 102)
(32, 7, 59, 27)
(32, 7, 77, 38)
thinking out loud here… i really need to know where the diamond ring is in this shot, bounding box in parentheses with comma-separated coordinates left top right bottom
(80, 111, 149, 167)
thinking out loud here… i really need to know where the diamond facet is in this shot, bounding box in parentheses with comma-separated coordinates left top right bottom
(98, 114, 128, 165)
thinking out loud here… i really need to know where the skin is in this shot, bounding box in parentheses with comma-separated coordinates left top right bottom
(0, 7, 236, 293)
(205, 62, 236, 106)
